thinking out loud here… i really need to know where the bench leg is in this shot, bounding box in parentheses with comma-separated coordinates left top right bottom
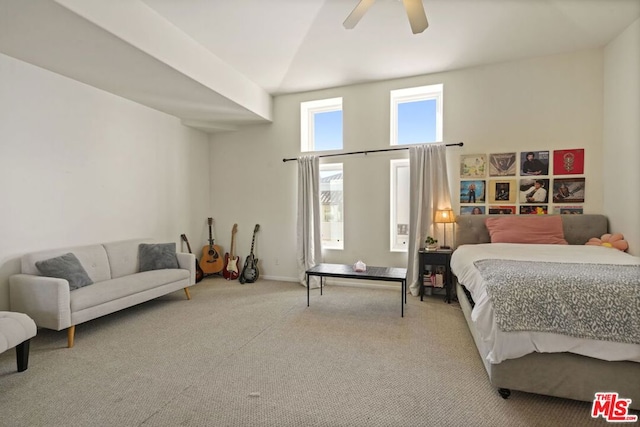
(67, 325, 75, 348)
(16, 339, 31, 372)
(184, 287, 191, 300)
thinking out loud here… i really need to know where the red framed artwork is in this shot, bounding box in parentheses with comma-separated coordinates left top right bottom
(553, 149, 584, 175)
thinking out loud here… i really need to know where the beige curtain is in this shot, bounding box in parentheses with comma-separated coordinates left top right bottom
(407, 144, 452, 296)
(296, 155, 322, 288)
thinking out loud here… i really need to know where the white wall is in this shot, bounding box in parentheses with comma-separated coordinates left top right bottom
(604, 18, 640, 256)
(0, 53, 211, 310)
(210, 49, 606, 282)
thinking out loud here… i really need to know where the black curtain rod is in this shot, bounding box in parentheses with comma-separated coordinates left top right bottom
(282, 142, 464, 162)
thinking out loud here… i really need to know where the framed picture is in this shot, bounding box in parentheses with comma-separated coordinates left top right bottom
(460, 154, 487, 178)
(460, 206, 485, 215)
(553, 149, 584, 175)
(520, 205, 548, 215)
(520, 150, 549, 176)
(552, 178, 585, 203)
(460, 180, 486, 203)
(519, 178, 550, 203)
(488, 205, 516, 215)
(488, 179, 516, 203)
(489, 153, 516, 176)
(554, 206, 583, 214)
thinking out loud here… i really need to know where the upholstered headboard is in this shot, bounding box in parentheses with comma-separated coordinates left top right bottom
(454, 214, 608, 247)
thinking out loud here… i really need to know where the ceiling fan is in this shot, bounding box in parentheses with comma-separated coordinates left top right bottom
(343, 0, 429, 34)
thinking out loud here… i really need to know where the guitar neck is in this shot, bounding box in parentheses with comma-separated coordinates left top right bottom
(207, 218, 214, 247)
(248, 225, 259, 257)
(180, 234, 193, 254)
(249, 234, 256, 256)
(230, 235, 236, 257)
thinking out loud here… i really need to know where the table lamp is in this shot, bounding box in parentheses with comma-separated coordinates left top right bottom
(434, 208, 455, 249)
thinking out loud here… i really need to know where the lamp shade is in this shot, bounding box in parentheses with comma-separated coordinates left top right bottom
(434, 209, 455, 224)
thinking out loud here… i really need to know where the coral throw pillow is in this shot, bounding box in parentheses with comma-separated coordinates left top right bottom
(585, 233, 629, 251)
(485, 216, 568, 245)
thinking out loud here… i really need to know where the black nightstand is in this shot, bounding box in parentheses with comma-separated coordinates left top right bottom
(418, 248, 453, 303)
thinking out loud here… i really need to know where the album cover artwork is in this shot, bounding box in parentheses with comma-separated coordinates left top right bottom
(488, 206, 516, 215)
(489, 153, 516, 176)
(460, 206, 485, 215)
(552, 178, 585, 203)
(460, 154, 487, 178)
(520, 151, 549, 176)
(553, 149, 584, 175)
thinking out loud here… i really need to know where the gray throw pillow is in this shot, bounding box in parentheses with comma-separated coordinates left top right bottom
(35, 252, 94, 291)
(139, 243, 179, 272)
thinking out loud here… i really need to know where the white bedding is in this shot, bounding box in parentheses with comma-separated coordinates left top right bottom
(451, 243, 640, 364)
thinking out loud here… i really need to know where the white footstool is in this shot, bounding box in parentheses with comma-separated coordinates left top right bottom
(0, 312, 37, 372)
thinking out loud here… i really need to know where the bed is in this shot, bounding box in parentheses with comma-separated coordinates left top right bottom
(451, 214, 640, 409)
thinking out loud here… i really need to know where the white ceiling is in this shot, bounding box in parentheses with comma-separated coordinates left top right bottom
(1, 0, 639, 132)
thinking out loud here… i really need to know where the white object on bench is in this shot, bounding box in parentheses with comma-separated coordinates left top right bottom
(0, 311, 37, 372)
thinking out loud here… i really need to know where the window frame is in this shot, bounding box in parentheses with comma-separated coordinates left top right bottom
(390, 84, 443, 146)
(390, 159, 410, 252)
(301, 97, 343, 152)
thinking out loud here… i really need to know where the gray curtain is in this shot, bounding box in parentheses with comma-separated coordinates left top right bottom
(407, 144, 452, 296)
(296, 155, 322, 288)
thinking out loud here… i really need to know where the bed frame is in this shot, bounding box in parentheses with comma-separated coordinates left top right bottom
(454, 214, 640, 409)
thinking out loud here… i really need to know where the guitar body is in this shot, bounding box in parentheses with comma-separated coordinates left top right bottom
(239, 254, 259, 284)
(200, 218, 225, 275)
(200, 243, 224, 275)
(239, 224, 260, 284)
(223, 253, 241, 280)
(223, 224, 241, 280)
(195, 263, 204, 283)
(180, 234, 204, 283)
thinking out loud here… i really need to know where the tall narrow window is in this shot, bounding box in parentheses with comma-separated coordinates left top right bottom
(390, 84, 443, 146)
(301, 98, 343, 152)
(320, 163, 344, 250)
(390, 159, 410, 252)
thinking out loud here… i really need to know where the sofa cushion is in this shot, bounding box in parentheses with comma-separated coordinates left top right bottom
(139, 243, 179, 272)
(102, 238, 153, 279)
(70, 269, 190, 312)
(35, 253, 94, 291)
(0, 312, 37, 354)
(22, 244, 111, 283)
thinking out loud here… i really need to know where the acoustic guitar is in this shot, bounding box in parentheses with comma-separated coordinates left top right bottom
(199, 218, 224, 275)
(239, 224, 260, 284)
(180, 234, 204, 283)
(223, 224, 241, 280)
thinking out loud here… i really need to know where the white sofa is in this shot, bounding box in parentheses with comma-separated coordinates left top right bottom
(0, 311, 37, 371)
(9, 238, 196, 348)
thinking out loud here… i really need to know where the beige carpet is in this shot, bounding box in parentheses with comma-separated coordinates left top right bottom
(0, 277, 616, 426)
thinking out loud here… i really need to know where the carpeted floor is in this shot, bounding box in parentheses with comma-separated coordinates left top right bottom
(0, 277, 619, 426)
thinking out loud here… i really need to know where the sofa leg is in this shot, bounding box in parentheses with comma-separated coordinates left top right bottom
(67, 325, 75, 348)
(16, 339, 31, 372)
(184, 287, 191, 300)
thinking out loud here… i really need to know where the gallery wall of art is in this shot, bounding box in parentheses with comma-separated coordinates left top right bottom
(459, 149, 585, 216)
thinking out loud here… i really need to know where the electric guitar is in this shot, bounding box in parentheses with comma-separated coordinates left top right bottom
(239, 224, 260, 284)
(223, 224, 241, 280)
(199, 218, 224, 275)
(180, 234, 204, 283)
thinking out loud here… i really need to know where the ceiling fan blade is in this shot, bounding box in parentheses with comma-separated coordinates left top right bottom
(343, 0, 376, 30)
(402, 0, 428, 34)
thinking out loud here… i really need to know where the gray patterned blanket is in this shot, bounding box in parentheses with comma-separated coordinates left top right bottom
(474, 259, 640, 344)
